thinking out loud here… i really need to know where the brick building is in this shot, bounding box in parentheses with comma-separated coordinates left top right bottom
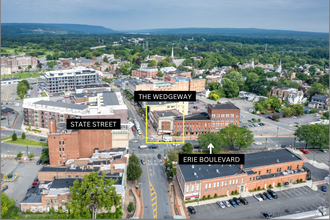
(47, 126, 129, 166)
(270, 86, 298, 102)
(1, 55, 38, 72)
(190, 78, 206, 92)
(167, 70, 192, 78)
(131, 67, 158, 78)
(149, 102, 240, 136)
(176, 149, 307, 201)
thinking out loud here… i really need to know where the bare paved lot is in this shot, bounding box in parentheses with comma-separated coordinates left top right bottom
(2, 160, 42, 206)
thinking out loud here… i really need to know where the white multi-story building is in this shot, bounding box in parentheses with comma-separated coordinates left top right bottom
(44, 66, 99, 94)
(288, 91, 307, 104)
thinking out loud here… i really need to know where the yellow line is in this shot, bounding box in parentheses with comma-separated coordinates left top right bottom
(123, 98, 145, 139)
(146, 157, 157, 219)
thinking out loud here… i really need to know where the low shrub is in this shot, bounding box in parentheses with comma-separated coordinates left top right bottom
(214, 193, 218, 198)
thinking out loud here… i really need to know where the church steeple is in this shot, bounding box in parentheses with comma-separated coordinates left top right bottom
(171, 47, 174, 58)
(170, 47, 174, 63)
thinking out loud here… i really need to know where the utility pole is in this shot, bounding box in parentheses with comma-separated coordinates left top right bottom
(26, 145, 28, 156)
(277, 127, 279, 137)
(293, 137, 296, 150)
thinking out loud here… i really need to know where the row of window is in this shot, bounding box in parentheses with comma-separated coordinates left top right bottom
(186, 178, 245, 192)
(211, 114, 238, 118)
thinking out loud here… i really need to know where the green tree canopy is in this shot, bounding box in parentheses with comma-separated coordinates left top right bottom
(46, 61, 57, 69)
(40, 148, 49, 163)
(12, 133, 17, 141)
(236, 127, 254, 150)
(208, 82, 220, 91)
(181, 143, 193, 154)
(68, 171, 122, 219)
(198, 132, 223, 153)
(1, 192, 19, 219)
(221, 78, 239, 98)
(294, 124, 329, 148)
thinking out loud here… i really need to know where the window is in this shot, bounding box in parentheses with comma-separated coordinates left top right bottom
(253, 177, 255, 180)
(62, 148, 64, 151)
(209, 183, 211, 188)
(230, 114, 234, 117)
(250, 178, 252, 181)
(62, 141, 64, 145)
(59, 148, 61, 151)
(242, 178, 244, 183)
(297, 165, 299, 169)
(191, 186, 194, 191)
(59, 154, 61, 158)
(236, 114, 239, 117)
(53, 137, 55, 140)
(217, 182, 219, 187)
(226, 114, 229, 117)
(221, 114, 225, 117)
(196, 185, 199, 191)
(47, 200, 50, 205)
(214, 183, 216, 188)
(54, 199, 57, 204)
(186, 186, 189, 192)
(68, 175, 71, 177)
(266, 170, 269, 174)
(62, 200, 65, 204)
(258, 171, 261, 175)
(229, 180, 231, 185)
(75, 175, 79, 177)
(205, 184, 208, 189)
(222, 181, 224, 186)
(59, 141, 61, 145)
(225, 181, 227, 186)
(60, 161, 62, 164)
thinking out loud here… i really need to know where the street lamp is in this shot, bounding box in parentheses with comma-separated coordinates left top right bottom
(265, 138, 267, 149)
(164, 149, 166, 157)
(277, 127, 279, 137)
(26, 145, 29, 156)
(293, 137, 296, 150)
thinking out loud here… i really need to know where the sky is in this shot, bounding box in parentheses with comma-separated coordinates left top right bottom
(2, 0, 329, 33)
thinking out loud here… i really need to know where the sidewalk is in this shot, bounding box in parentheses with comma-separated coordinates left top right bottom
(122, 180, 143, 219)
(187, 180, 317, 207)
(172, 176, 189, 219)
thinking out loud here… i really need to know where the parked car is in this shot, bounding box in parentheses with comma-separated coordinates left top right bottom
(140, 159, 146, 165)
(259, 193, 267, 200)
(253, 123, 260, 127)
(261, 112, 266, 115)
(132, 127, 136, 131)
(193, 145, 200, 149)
(239, 197, 248, 205)
(223, 200, 231, 208)
(267, 116, 273, 119)
(258, 123, 265, 126)
(281, 144, 286, 148)
(267, 189, 278, 199)
(284, 182, 289, 186)
(254, 142, 262, 145)
(32, 180, 38, 186)
(36, 159, 41, 165)
(149, 144, 158, 149)
(216, 201, 226, 209)
(320, 149, 327, 153)
(229, 200, 237, 207)
(252, 118, 257, 121)
(1, 117, 6, 120)
(263, 212, 273, 219)
(157, 154, 161, 159)
(187, 206, 196, 214)
(263, 192, 273, 200)
(291, 116, 296, 118)
(321, 186, 327, 192)
(254, 194, 263, 202)
(34, 178, 39, 182)
(233, 197, 242, 206)
(40, 138, 46, 142)
(300, 149, 309, 154)
(248, 120, 253, 123)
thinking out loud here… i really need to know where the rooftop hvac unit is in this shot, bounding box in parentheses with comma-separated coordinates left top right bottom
(192, 165, 194, 169)
(194, 172, 197, 176)
(216, 169, 219, 173)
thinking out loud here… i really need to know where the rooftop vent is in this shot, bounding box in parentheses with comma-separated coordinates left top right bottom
(216, 169, 219, 173)
(208, 164, 211, 166)
(194, 172, 197, 176)
(277, 159, 280, 163)
(192, 165, 194, 169)
(199, 168, 201, 170)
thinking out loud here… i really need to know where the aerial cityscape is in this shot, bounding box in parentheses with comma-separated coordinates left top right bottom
(1, 0, 329, 219)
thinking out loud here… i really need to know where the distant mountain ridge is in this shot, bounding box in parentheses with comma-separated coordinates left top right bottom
(2, 23, 328, 41)
(2, 23, 117, 35)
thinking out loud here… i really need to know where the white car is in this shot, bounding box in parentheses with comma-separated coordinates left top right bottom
(216, 201, 226, 209)
(291, 116, 296, 118)
(254, 142, 262, 145)
(315, 113, 321, 117)
(194, 139, 198, 142)
(223, 200, 231, 207)
(254, 194, 263, 202)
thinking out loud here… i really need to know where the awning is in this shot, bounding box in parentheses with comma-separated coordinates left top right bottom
(185, 194, 199, 199)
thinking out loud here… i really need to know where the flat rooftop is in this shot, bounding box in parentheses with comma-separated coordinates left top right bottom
(155, 110, 181, 117)
(175, 112, 210, 121)
(33, 100, 88, 110)
(76, 84, 110, 89)
(103, 91, 119, 105)
(208, 102, 240, 110)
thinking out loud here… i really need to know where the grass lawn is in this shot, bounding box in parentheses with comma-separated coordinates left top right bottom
(1, 136, 11, 141)
(42, 92, 48, 97)
(1, 72, 44, 79)
(173, 167, 177, 175)
(5, 138, 48, 147)
(1, 47, 16, 53)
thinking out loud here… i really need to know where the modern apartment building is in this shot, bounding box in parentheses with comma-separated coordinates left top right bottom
(149, 102, 240, 136)
(75, 84, 110, 94)
(22, 92, 127, 131)
(176, 149, 307, 201)
(1, 55, 38, 72)
(44, 66, 99, 94)
(131, 67, 158, 78)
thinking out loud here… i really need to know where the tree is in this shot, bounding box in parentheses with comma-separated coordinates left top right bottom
(292, 104, 304, 115)
(28, 152, 35, 160)
(28, 123, 32, 131)
(18, 66, 22, 69)
(21, 132, 26, 140)
(127, 202, 135, 213)
(309, 82, 326, 98)
(177, 65, 184, 71)
(12, 133, 17, 141)
(17, 151, 23, 158)
(283, 108, 293, 117)
(1, 192, 19, 219)
(309, 65, 317, 76)
(236, 127, 254, 150)
(28, 65, 32, 70)
(267, 96, 281, 110)
(85, 52, 93, 59)
(294, 124, 329, 148)
(129, 153, 140, 165)
(323, 111, 329, 119)
(127, 162, 143, 181)
(198, 133, 223, 153)
(37, 63, 42, 70)
(68, 172, 122, 219)
(119, 62, 133, 75)
(221, 78, 239, 98)
(157, 71, 163, 77)
(208, 82, 220, 91)
(209, 92, 220, 101)
(95, 62, 100, 67)
(17, 81, 28, 99)
(103, 56, 109, 63)
(46, 54, 53, 60)
(272, 114, 280, 120)
(219, 124, 240, 150)
(224, 71, 244, 90)
(253, 102, 265, 112)
(147, 60, 157, 67)
(181, 143, 193, 154)
(40, 148, 49, 163)
(167, 148, 180, 162)
(47, 61, 57, 69)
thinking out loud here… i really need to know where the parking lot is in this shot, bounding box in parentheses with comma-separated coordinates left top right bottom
(189, 186, 329, 219)
(1, 84, 19, 102)
(188, 100, 208, 114)
(304, 149, 329, 167)
(2, 159, 41, 206)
